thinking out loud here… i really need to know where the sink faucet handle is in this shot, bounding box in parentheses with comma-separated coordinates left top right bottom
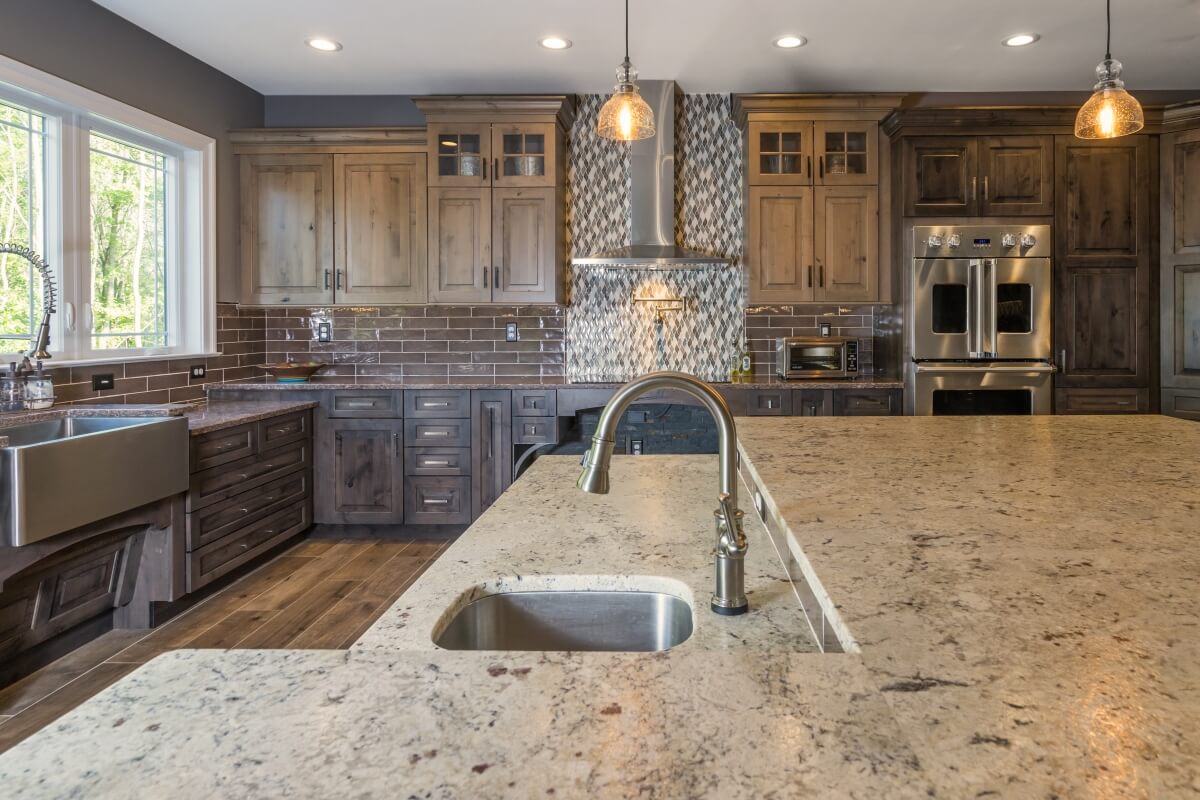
(716, 492, 747, 554)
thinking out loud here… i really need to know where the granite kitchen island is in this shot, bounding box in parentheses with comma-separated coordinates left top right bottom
(0, 415, 1196, 798)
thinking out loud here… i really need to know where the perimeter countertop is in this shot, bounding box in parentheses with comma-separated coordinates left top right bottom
(180, 399, 319, 435)
(212, 376, 904, 391)
(2, 416, 1197, 798)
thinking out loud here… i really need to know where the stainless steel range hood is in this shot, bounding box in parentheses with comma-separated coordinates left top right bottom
(573, 81, 729, 270)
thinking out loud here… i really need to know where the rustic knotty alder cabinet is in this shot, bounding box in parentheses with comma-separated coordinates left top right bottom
(735, 95, 903, 303)
(902, 134, 1054, 217)
(1160, 103, 1200, 420)
(417, 96, 573, 305)
(234, 129, 429, 305)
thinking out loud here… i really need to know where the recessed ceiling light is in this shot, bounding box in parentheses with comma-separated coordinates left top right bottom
(1002, 33, 1040, 47)
(774, 35, 807, 49)
(306, 37, 342, 52)
(540, 37, 572, 50)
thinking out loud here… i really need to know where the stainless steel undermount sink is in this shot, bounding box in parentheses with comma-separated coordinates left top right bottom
(0, 415, 189, 546)
(434, 590, 694, 652)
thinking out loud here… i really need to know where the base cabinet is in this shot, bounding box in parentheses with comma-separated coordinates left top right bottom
(318, 418, 404, 525)
(472, 391, 513, 520)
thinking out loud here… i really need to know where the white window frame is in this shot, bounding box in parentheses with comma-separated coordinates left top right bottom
(0, 53, 216, 366)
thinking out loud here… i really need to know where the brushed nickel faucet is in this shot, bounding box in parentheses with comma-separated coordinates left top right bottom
(577, 371, 749, 616)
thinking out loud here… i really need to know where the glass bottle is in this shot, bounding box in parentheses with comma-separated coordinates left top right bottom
(23, 361, 55, 410)
(0, 363, 21, 412)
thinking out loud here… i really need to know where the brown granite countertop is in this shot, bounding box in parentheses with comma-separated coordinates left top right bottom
(213, 377, 904, 391)
(0, 404, 183, 447)
(181, 400, 319, 435)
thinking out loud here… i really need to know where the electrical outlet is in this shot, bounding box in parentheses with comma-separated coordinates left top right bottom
(317, 321, 332, 343)
(91, 373, 115, 391)
(505, 321, 519, 342)
(189, 365, 206, 380)
(820, 322, 832, 336)
(629, 439, 644, 455)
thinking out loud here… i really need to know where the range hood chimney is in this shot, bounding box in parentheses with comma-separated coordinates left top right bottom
(573, 81, 729, 269)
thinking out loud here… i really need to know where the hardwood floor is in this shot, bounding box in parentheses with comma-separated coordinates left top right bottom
(0, 535, 451, 754)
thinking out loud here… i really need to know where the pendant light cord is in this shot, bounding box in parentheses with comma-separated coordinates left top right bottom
(625, 0, 630, 62)
(1105, 0, 1112, 60)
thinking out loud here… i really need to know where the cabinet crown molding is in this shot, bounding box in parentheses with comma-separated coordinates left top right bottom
(732, 93, 907, 129)
(413, 95, 576, 128)
(231, 127, 427, 153)
(881, 105, 1166, 137)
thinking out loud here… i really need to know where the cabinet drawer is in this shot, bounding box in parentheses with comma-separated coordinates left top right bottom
(188, 470, 311, 551)
(512, 389, 556, 417)
(513, 416, 558, 444)
(794, 389, 833, 417)
(188, 439, 311, 511)
(405, 390, 470, 418)
(191, 422, 257, 472)
(405, 447, 471, 476)
(745, 389, 792, 416)
(257, 410, 310, 451)
(404, 417, 472, 447)
(1056, 388, 1149, 414)
(835, 388, 901, 416)
(327, 392, 402, 418)
(405, 476, 471, 525)
(187, 501, 310, 591)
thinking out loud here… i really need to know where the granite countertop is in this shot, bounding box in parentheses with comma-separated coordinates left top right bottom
(736, 415, 1200, 798)
(4, 417, 1196, 797)
(181, 399, 320, 435)
(0, 404, 183, 447)
(215, 376, 905, 391)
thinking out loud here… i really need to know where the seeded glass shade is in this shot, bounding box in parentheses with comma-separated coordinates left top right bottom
(597, 85, 656, 142)
(1075, 55, 1145, 139)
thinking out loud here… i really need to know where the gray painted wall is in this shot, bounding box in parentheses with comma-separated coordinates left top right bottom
(0, 0, 264, 302)
(265, 95, 424, 127)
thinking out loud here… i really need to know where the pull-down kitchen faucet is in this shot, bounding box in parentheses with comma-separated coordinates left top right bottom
(576, 371, 749, 615)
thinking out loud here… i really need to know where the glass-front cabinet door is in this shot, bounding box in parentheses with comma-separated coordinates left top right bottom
(814, 121, 878, 185)
(428, 123, 492, 187)
(747, 121, 813, 186)
(492, 123, 556, 188)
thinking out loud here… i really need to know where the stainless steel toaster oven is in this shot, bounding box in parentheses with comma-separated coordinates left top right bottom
(775, 336, 860, 380)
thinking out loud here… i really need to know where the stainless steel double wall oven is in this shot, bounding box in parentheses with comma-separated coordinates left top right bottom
(907, 225, 1056, 415)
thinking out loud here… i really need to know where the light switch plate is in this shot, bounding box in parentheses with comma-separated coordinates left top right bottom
(820, 322, 832, 336)
(505, 322, 519, 342)
(317, 321, 332, 342)
(629, 439, 644, 455)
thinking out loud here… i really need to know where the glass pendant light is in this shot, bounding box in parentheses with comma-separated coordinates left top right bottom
(1074, 0, 1144, 139)
(596, 0, 656, 141)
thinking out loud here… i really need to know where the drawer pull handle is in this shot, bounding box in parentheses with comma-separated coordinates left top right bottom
(342, 400, 380, 409)
(424, 499, 450, 506)
(424, 460, 450, 466)
(240, 507, 249, 514)
(422, 401, 450, 408)
(423, 431, 450, 437)
(214, 440, 242, 452)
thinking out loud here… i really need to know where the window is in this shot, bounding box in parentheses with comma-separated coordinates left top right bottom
(0, 55, 215, 365)
(0, 100, 47, 349)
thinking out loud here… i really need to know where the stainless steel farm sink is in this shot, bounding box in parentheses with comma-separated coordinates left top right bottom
(0, 415, 188, 545)
(434, 590, 694, 652)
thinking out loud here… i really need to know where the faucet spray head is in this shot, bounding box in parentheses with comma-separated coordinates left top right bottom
(576, 437, 615, 494)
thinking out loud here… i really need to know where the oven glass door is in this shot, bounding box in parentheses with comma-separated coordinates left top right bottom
(788, 343, 845, 375)
(991, 257, 1051, 360)
(912, 258, 972, 360)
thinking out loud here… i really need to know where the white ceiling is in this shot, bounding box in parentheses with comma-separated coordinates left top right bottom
(94, 0, 1200, 95)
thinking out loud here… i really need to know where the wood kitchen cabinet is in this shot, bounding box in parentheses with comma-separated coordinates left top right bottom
(1161, 110, 1200, 420)
(320, 417, 405, 525)
(472, 390, 512, 520)
(1054, 135, 1154, 411)
(736, 95, 901, 304)
(239, 153, 335, 305)
(417, 97, 573, 305)
(902, 134, 1053, 217)
(234, 130, 429, 306)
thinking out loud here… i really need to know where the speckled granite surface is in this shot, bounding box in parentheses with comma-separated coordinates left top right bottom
(182, 399, 318, 435)
(216, 377, 904, 391)
(0, 404, 182, 447)
(737, 415, 1200, 798)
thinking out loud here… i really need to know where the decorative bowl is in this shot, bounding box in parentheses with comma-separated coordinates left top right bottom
(257, 362, 326, 383)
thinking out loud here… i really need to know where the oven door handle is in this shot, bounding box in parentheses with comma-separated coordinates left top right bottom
(914, 362, 1058, 374)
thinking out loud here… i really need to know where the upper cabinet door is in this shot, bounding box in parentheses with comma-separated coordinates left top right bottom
(492, 187, 558, 303)
(491, 123, 557, 188)
(1056, 136, 1148, 266)
(746, 186, 815, 303)
(814, 187, 878, 302)
(428, 123, 492, 187)
(814, 121, 878, 186)
(240, 154, 335, 306)
(903, 136, 978, 216)
(428, 187, 491, 303)
(978, 136, 1053, 216)
(334, 153, 428, 305)
(748, 121, 814, 186)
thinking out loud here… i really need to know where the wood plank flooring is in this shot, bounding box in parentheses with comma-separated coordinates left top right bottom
(0, 536, 450, 755)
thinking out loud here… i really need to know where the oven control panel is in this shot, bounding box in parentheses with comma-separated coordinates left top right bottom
(916, 225, 1050, 259)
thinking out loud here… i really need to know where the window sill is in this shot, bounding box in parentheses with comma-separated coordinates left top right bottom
(0, 352, 222, 369)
